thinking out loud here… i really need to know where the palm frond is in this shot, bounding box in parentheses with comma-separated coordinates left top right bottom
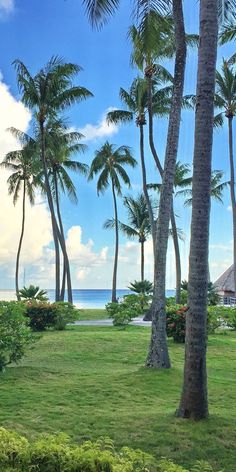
(82, 0, 120, 29)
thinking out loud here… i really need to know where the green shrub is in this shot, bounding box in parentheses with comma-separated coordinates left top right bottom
(166, 305, 222, 343)
(208, 306, 236, 330)
(166, 290, 188, 306)
(0, 302, 37, 372)
(166, 305, 187, 343)
(25, 301, 79, 331)
(52, 302, 79, 330)
(106, 295, 142, 328)
(0, 427, 29, 468)
(0, 428, 222, 472)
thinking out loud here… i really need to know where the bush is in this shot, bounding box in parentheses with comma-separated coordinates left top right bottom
(25, 301, 79, 331)
(0, 428, 222, 472)
(0, 302, 37, 372)
(208, 305, 236, 330)
(166, 290, 188, 306)
(166, 305, 222, 343)
(106, 295, 142, 328)
(166, 305, 187, 343)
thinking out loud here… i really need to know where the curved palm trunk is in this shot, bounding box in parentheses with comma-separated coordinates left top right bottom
(111, 181, 119, 303)
(170, 204, 181, 304)
(140, 240, 145, 282)
(40, 121, 73, 304)
(177, 0, 218, 419)
(147, 72, 182, 304)
(15, 180, 26, 300)
(228, 116, 236, 296)
(146, 0, 186, 368)
(53, 170, 68, 302)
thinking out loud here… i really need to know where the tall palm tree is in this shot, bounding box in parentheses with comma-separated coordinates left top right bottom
(104, 194, 151, 281)
(177, 0, 225, 420)
(83, 0, 187, 368)
(89, 142, 137, 302)
(214, 60, 236, 295)
(0, 141, 38, 300)
(42, 120, 88, 301)
(181, 170, 229, 207)
(13, 56, 93, 303)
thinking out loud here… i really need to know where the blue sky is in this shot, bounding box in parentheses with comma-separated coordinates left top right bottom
(0, 0, 235, 290)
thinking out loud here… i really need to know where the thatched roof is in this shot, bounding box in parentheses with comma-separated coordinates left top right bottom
(214, 265, 235, 293)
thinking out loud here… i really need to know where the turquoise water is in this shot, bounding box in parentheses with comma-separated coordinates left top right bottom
(0, 288, 175, 308)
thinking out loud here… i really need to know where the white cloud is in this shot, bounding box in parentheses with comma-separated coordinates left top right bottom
(227, 205, 232, 212)
(0, 0, 14, 15)
(78, 108, 118, 142)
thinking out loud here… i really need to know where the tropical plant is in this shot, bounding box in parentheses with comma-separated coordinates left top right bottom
(128, 279, 153, 294)
(13, 56, 93, 303)
(214, 60, 236, 295)
(106, 295, 142, 327)
(0, 301, 37, 372)
(177, 0, 233, 420)
(104, 194, 151, 281)
(0, 140, 38, 300)
(41, 118, 88, 300)
(18, 285, 48, 301)
(89, 141, 137, 302)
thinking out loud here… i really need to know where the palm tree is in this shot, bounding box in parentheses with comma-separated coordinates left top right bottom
(214, 60, 236, 295)
(182, 170, 229, 207)
(104, 194, 151, 281)
(0, 141, 38, 300)
(13, 56, 93, 303)
(107, 77, 157, 238)
(177, 0, 229, 420)
(19, 285, 48, 301)
(43, 120, 88, 301)
(89, 142, 137, 302)
(219, 18, 236, 64)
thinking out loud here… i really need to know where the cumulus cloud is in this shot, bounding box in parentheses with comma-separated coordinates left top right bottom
(78, 108, 118, 142)
(66, 226, 108, 281)
(0, 0, 14, 15)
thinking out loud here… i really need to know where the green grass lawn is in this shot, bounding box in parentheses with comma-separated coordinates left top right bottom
(78, 308, 107, 320)
(0, 326, 235, 471)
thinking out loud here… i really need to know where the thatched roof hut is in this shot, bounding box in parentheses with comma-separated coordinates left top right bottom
(214, 265, 235, 297)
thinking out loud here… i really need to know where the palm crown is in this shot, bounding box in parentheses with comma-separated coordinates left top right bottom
(89, 141, 137, 194)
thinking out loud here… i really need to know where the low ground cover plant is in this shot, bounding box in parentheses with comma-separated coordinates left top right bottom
(0, 428, 222, 472)
(0, 301, 37, 372)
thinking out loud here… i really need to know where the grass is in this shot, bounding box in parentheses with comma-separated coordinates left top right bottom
(0, 326, 235, 471)
(78, 308, 107, 320)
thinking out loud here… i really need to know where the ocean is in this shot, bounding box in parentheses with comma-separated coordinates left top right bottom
(0, 288, 175, 309)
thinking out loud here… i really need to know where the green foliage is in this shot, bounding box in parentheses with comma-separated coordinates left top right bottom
(128, 279, 153, 294)
(0, 301, 37, 372)
(0, 428, 221, 472)
(25, 301, 79, 331)
(166, 305, 187, 343)
(106, 295, 142, 328)
(166, 290, 188, 306)
(179, 281, 220, 306)
(166, 305, 222, 342)
(18, 285, 48, 301)
(208, 305, 236, 330)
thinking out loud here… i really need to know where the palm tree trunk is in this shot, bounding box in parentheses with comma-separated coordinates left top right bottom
(53, 170, 68, 302)
(15, 179, 26, 300)
(111, 180, 119, 303)
(170, 203, 181, 304)
(177, 0, 218, 419)
(147, 73, 182, 304)
(146, 0, 186, 368)
(139, 123, 155, 239)
(39, 121, 73, 303)
(141, 240, 145, 282)
(228, 116, 236, 296)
